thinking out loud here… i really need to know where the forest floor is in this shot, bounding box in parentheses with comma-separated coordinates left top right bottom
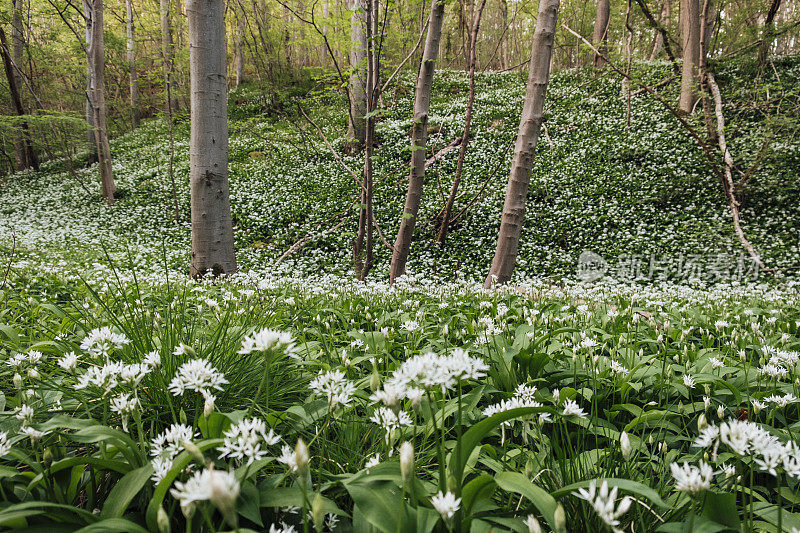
(1, 57, 799, 287)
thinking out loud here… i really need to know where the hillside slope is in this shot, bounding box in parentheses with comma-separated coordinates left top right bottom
(0, 58, 798, 284)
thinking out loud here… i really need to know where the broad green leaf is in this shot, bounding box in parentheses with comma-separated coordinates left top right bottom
(494, 472, 557, 528)
(100, 464, 154, 518)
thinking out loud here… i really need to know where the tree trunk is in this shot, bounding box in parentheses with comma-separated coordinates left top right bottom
(4, 4, 38, 172)
(126, 0, 139, 127)
(347, 0, 368, 147)
(485, 0, 559, 288)
(389, 0, 446, 283)
(160, 0, 178, 112)
(650, 0, 671, 59)
(758, 0, 782, 65)
(592, 0, 610, 67)
(187, 0, 237, 277)
(678, 0, 700, 113)
(436, 0, 487, 246)
(85, 0, 116, 204)
(234, 8, 246, 87)
(84, 0, 97, 164)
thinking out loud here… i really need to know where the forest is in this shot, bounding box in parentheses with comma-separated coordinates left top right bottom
(0, 0, 800, 531)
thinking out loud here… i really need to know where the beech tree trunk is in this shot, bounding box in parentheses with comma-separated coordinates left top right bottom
(650, 0, 671, 59)
(347, 0, 368, 147)
(187, 0, 237, 277)
(234, 11, 246, 87)
(85, 0, 116, 204)
(160, 0, 178, 112)
(592, 0, 610, 67)
(5, 3, 38, 172)
(126, 0, 139, 127)
(84, 0, 97, 164)
(678, 0, 700, 113)
(485, 0, 559, 288)
(389, 0, 446, 283)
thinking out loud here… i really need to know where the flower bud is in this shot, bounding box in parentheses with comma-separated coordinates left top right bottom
(697, 413, 708, 431)
(13, 373, 23, 389)
(525, 515, 542, 533)
(400, 441, 414, 483)
(157, 505, 171, 533)
(312, 492, 325, 533)
(294, 438, 310, 478)
(620, 431, 631, 460)
(181, 440, 205, 464)
(554, 504, 567, 533)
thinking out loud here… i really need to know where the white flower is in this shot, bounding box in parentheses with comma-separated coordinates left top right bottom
(19, 426, 48, 440)
(670, 461, 714, 493)
(277, 439, 310, 475)
(268, 524, 297, 533)
(431, 491, 461, 520)
(370, 382, 406, 409)
(609, 361, 628, 375)
(80, 327, 130, 358)
(168, 359, 228, 400)
(110, 393, 141, 431)
(170, 468, 240, 517)
(709, 357, 724, 369)
(400, 320, 419, 332)
(562, 399, 587, 418)
(119, 363, 151, 387)
(524, 514, 542, 533)
(365, 453, 380, 469)
(572, 480, 632, 533)
(15, 404, 34, 426)
(683, 374, 695, 388)
(58, 352, 80, 372)
(760, 364, 788, 379)
(217, 418, 281, 465)
(151, 456, 172, 483)
(75, 361, 124, 394)
(370, 407, 413, 443)
(310, 370, 356, 408)
(239, 328, 297, 356)
(143, 350, 161, 368)
(151, 423, 197, 460)
(0, 432, 11, 457)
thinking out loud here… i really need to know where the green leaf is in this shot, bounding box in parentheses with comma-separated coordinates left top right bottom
(74, 518, 150, 533)
(100, 464, 154, 518)
(495, 471, 557, 528)
(345, 481, 405, 533)
(461, 474, 496, 515)
(700, 491, 740, 529)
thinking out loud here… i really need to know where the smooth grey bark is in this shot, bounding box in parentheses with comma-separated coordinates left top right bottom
(187, 0, 237, 277)
(759, 0, 782, 65)
(485, 0, 559, 288)
(389, 0, 446, 283)
(83, 0, 97, 163)
(126, 0, 139, 127)
(347, 0, 367, 147)
(678, 0, 700, 113)
(8, 0, 37, 171)
(85, 0, 116, 204)
(592, 0, 610, 67)
(160, 0, 178, 112)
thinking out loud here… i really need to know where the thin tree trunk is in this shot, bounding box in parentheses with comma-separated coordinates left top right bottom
(678, 0, 700, 113)
(592, 0, 610, 68)
(187, 0, 237, 276)
(485, 0, 559, 288)
(650, 0, 670, 59)
(758, 0, 782, 65)
(234, 8, 246, 87)
(347, 0, 368, 147)
(699, 0, 715, 142)
(2, 12, 37, 172)
(436, 0, 487, 246)
(85, 0, 116, 204)
(84, 0, 97, 164)
(389, 0, 446, 283)
(126, 0, 139, 127)
(160, 0, 178, 112)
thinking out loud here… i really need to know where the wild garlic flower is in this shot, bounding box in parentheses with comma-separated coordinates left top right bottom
(670, 461, 714, 493)
(217, 417, 281, 465)
(110, 393, 141, 431)
(562, 399, 588, 418)
(119, 363, 151, 387)
(169, 468, 240, 517)
(0, 432, 11, 457)
(683, 374, 696, 388)
(80, 327, 130, 359)
(388, 348, 488, 395)
(168, 359, 228, 400)
(431, 491, 461, 520)
(309, 370, 356, 408)
(58, 352, 80, 372)
(370, 382, 406, 409)
(143, 350, 161, 368)
(19, 426, 48, 441)
(277, 439, 310, 475)
(370, 407, 412, 443)
(151, 456, 172, 484)
(268, 524, 297, 533)
(15, 404, 34, 426)
(151, 423, 197, 460)
(238, 328, 297, 357)
(365, 453, 380, 469)
(572, 480, 632, 533)
(75, 361, 124, 395)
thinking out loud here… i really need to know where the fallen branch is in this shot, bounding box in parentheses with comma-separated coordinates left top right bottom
(707, 71, 764, 268)
(424, 136, 463, 169)
(631, 74, 677, 96)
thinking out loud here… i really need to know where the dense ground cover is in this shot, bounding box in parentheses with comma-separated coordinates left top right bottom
(0, 273, 799, 531)
(0, 57, 799, 532)
(0, 57, 798, 283)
